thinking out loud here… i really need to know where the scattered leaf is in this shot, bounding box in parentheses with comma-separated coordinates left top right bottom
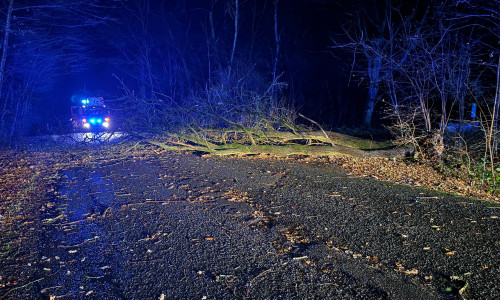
(459, 282, 469, 297)
(401, 269, 419, 275)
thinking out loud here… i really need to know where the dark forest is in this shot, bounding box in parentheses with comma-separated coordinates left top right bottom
(2, 1, 500, 299)
(0, 0, 500, 169)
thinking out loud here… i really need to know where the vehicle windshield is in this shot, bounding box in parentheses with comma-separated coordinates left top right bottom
(86, 106, 108, 115)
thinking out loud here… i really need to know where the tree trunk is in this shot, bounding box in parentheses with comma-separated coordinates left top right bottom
(227, 0, 239, 79)
(271, 0, 280, 110)
(364, 50, 381, 127)
(9, 94, 20, 143)
(0, 0, 14, 104)
(363, 99, 375, 127)
(248, 2, 257, 64)
(419, 94, 432, 133)
(458, 76, 464, 132)
(0, 86, 11, 135)
(491, 54, 500, 161)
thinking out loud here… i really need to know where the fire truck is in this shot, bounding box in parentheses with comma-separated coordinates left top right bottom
(70, 97, 111, 131)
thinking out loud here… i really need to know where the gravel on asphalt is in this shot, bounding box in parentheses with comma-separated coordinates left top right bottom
(2, 151, 499, 299)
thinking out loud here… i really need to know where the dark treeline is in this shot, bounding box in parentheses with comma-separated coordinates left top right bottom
(331, 0, 500, 173)
(0, 0, 116, 140)
(0, 0, 372, 140)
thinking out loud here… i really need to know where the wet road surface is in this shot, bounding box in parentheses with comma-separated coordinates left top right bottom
(5, 152, 500, 299)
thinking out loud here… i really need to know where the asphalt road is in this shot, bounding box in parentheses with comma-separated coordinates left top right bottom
(5, 152, 500, 299)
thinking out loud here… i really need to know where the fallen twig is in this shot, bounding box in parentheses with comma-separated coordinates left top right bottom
(166, 140, 198, 149)
(57, 236, 98, 248)
(246, 269, 273, 297)
(58, 218, 93, 226)
(41, 214, 66, 224)
(299, 113, 335, 146)
(127, 259, 164, 264)
(1, 277, 44, 300)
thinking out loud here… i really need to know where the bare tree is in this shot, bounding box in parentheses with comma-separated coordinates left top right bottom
(271, 0, 280, 109)
(331, 1, 429, 127)
(0, 0, 13, 105)
(227, 0, 239, 79)
(0, 0, 117, 140)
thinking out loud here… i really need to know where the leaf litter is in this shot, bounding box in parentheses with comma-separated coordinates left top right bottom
(1, 143, 499, 299)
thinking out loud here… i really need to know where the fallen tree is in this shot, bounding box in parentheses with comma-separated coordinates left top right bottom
(143, 128, 414, 159)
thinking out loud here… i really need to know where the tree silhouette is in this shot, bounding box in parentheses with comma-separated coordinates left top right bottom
(0, 0, 117, 140)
